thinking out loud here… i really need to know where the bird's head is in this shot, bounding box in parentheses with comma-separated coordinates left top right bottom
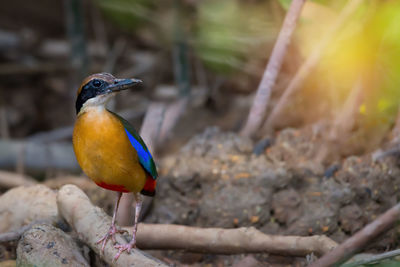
(75, 73, 142, 115)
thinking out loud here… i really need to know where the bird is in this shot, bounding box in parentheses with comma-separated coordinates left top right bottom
(72, 73, 157, 260)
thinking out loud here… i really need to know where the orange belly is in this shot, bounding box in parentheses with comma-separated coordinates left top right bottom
(72, 108, 146, 193)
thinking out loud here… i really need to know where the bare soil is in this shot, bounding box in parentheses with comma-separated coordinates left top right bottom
(139, 126, 400, 266)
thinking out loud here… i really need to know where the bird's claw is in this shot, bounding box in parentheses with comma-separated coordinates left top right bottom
(113, 241, 136, 261)
(96, 225, 128, 253)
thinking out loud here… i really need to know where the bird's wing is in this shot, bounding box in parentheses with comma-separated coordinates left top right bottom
(108, 110, 158, 180)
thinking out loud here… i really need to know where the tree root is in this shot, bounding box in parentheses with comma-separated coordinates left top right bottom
(0, 185, 59, 233)
(134, 224, 337, 257)
(310, 202, 400, 267)
(57, 184, 337, 261)
(57, 184, 167, 267)
(16, 224, 89, 266)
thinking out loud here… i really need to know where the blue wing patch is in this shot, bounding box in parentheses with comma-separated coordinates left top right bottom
(108, 110, 158, 179)
(124, 128, 154, 175)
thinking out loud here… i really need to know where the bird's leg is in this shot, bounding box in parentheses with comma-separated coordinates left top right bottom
(97, 192, 128, 253)
(114, 192, 142, 260)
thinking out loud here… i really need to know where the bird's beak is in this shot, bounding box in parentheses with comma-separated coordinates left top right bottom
(106, 78, 142, 93)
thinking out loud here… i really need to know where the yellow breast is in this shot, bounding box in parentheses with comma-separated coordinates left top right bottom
(72, 108, 146, 193)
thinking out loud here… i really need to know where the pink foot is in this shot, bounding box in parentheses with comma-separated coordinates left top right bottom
(113, 240, 136, 261)
(96, 224, 128, 253)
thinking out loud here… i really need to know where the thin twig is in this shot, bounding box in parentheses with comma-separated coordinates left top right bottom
(372, 146, 400, 162)
(262, 0, 364, 133)
(158, 97, 189, 143)
(240, 0, 306, 137)
(310, 202, 400, 267)
(139, 102, 166, 153)
(342, 249, 400, 267)
(316, 76, 364, 163)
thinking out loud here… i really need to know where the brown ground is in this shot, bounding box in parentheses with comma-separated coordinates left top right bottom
(139, 125, 400, 266)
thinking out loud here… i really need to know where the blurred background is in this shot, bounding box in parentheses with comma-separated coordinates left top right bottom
(2, 0, 400, 265)
(1, 0, 400, 162)
(0, 0, 288, 176)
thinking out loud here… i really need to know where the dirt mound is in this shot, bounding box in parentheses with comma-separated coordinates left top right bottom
(147, 127, 400, 250)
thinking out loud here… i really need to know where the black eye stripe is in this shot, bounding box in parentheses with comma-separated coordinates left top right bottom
(76, 79, 109, 114)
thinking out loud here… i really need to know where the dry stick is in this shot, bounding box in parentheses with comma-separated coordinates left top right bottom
(58, 184, 338, 259)
(57, 184, 167, 267)
(342, 248, 400, 267)
(240, 0, 306, 137)
(139, 102, 166, 153)
(316, 76, 364, 163)
(262, 0, 364, 133)
(330, 77, 364, 136)
(371, 146, 400, 162)
(133, 224, 337, 257)
(0, 170, 37, 189)
(309, 202, 400, 267)
(158, 97, 189, 144)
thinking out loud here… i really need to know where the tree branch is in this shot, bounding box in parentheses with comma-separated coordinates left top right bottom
(262, 0, 363, 133)
(240, 0, 306, 137)
(133, 224, 337, 257)
(310, 202, 400, 267)
(342, 249, 400, 267)
(315, 75, 364, 163)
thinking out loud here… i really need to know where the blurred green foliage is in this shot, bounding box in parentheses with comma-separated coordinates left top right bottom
(95, 0, 400, 140)
(346, 1, 400, 129)
(194, 0, 275, 73)
(95, 0, 277, 74)
(296, 0, 400, 136)
(95, 0, 154, 30)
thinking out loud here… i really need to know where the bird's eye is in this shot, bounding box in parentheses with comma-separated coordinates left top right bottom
(92, 79, 102, 87)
